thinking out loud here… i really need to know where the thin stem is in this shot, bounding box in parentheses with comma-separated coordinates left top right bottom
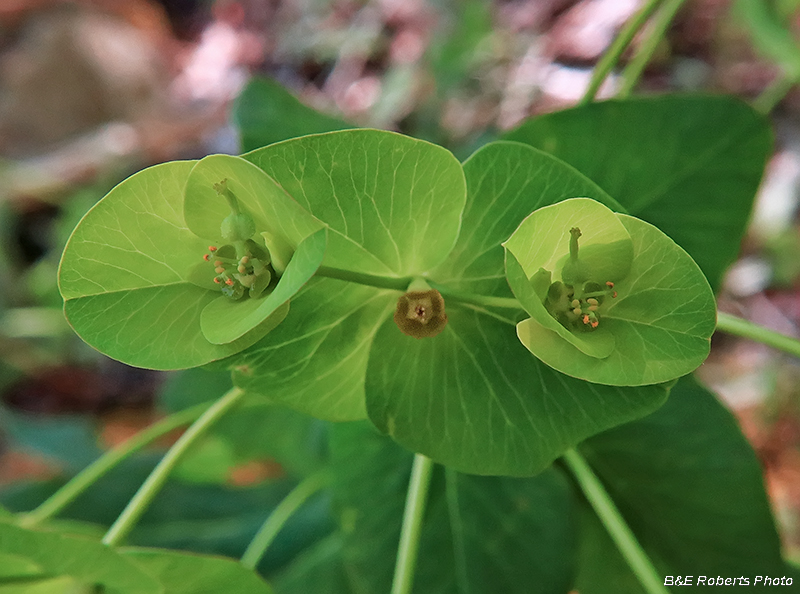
(716, 311, 800, 358)
(240, 471, 330, 570)
(430, 284, 523, 310)
(580, 0, 664, 105)
(753, 71, 796, 114)
(618, 0, 688, 98)
(562, 449, 669, 594)
(102, 387, 245, 547)
(391, 454, 435, 594)
(19, 403, 209, 528)
(316, 266, 412, 291)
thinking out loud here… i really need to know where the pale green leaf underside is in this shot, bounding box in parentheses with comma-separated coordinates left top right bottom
(431, 142, 622, 297)
(517, 215, 716, 386)
(183, 153, 323, 247)
(200, 228, 327, 344)
(243, 129, 467, 277)
(0, 522, 162, 594)
(59, 161, 204, 300)
(365, 305, 669, 476)
(64, 283, 277, 370)
(503, 197, 633, 284)
(122, 548, 274, 594)
(232, 278, 397, 421)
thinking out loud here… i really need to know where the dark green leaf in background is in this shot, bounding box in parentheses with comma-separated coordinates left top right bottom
(329, 421, 576, 594)
(234, 77, 353, 153)
(575, 375, 786, 592)
(503, 95, 772, 291)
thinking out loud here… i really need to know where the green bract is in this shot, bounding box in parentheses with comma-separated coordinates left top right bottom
(504, 198, 717, 386)
(58, 155, 326, 370)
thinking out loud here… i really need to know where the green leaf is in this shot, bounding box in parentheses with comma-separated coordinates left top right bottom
(59, 162, 282, 370)
(0, 552, 44, 579)
(0, 522, 162, 594)
(365, 305, 669, 475)
(273, 535, 352, 594)
(431, 141, 622, 297)
(576, 375, 785, 591)
(184, 154, 323, 250)
(734, 0, 800, 78)
(122, 548, 274, 594)
(503, 95, 772, 291)
(243, 129, 467, 277)
(200, 229, 326, 344)
(234, 77, 353, 152)
(511, 204, 716, 386)
(329, 421, 577, 594)
(0, 576, 96, 594)
(232, 278, 396, 422)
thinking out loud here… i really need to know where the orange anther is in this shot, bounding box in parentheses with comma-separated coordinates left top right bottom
(612, 291, 618, 298)
(225, 278, 235, 286)
(590, 320, 599, 328)
(213, 277, 221, 284)
(203, 254, 210, 261)
(582, 314, 590, 324)
(606, 281, 614, 288)
(209, 246, 218, 252)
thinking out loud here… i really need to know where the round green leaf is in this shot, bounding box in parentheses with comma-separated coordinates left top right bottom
(365, 305, 669, 476)
(515, 214, 716, 386)
(58, 162, 289, 370)
(122, 548, 274, 594)
(243, 129, 467, 277)
(0, 522, 162, 594)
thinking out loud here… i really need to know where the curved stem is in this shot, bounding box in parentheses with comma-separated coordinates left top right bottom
(618, 0, 688, 98)
(240, 471, 330, 570)
(102, 387, 245, 547)
(580, 0, 664, 105)
(716, 311, 800, 358)
(430, 284, 523, 310)
(19, 403, 209, 528)
(316, 266, 412, 291)
(754, 72, 796, 114)
(562, 449, 669, 594)
(391, 454, 435, 594)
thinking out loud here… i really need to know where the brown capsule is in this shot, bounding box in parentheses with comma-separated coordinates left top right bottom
(394, 289, 447, 339)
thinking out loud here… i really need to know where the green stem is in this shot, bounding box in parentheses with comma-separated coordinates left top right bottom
(240, 471, 330, 570)
(429, 284, 523, 310)
(562, 449, 669, 594)
(618, 0, 688, 98)
(753, 71, 796, 114)
(19, 403, 209, 528)
(716, 311, 800, 358)
(102, 387, 245, 547)
(580, 0, 664, 105)
(316, 266, 412, 291)
(391, 454, 435, 594)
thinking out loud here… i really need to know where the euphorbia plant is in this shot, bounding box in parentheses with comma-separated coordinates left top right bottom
(3, 12, 798, 593)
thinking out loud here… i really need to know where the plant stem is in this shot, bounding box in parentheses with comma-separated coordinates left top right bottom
(716, 311, 800, 358)
(391, 454, 435, 594)
(618, 0, 688, 98)
(240, 471, 330, 570)
(316, 266, 412, 291)
(102, 387, 245, 547)
(753, 72, 796, 114)
(18, 403, 209, 528)
(562, 449, 669, 594)
(430, 284, 523, 310)
(580, 0, 664, 105)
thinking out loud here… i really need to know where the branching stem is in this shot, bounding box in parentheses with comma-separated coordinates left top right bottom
(19, 403, 209, 528)
(102, 387, 245, 546)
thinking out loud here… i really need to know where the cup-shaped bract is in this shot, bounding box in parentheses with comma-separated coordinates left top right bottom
(58, 155, 326, 370)
(503, 198, 716, 386)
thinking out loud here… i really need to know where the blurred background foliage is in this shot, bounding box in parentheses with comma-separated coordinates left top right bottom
(2, 0, 800, 580)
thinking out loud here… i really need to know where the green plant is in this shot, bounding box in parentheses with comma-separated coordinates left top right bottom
(1, 6, 798, 593)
